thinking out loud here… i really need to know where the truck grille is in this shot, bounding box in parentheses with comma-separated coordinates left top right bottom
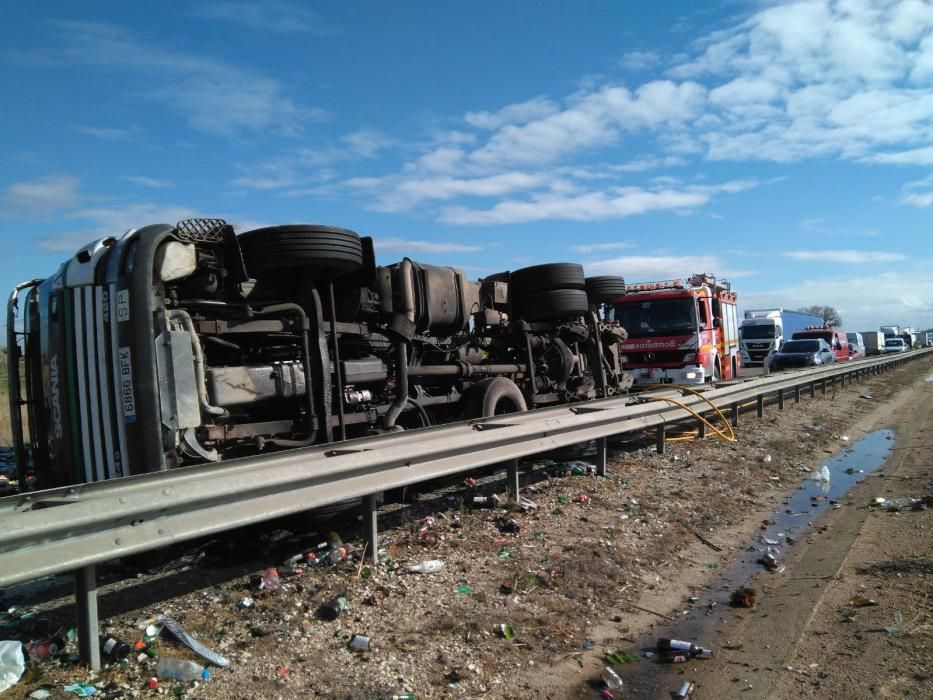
(71, 285, 126, 482)
(630, 351, 685, 364)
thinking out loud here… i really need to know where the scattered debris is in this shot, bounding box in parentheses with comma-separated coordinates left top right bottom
(157, 615, 230, 667)
(657, 638, 713, 660)
(348, 634, 372, 652)
(496, 624, 515, 641)
(848, 595, 878, 608)
(601, 666, 625, 691)
(871, 496, 929, 511)
(409, 559, 445, 574)
(63, 682, 98, 697)
(604, 650, 636, 664)
(0, 640, 25, 693)
(730, 587, 757, 608)
(156, 657, 209, 681)
(673, 681, 696, 699)
(685, 525, 723, 552)
(884, 610, 904, 635)
(319, 594, 349, 621)
(470, 494, 501, 508)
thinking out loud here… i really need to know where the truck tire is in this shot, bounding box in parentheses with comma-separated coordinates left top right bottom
(510, 263, 585, 295)
(585, 275, 626, 302)
(238, 224, 363, 278)
(513, 289, 590, 321)
(463, 377, 528, 418)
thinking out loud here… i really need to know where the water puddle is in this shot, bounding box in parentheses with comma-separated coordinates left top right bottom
(591, 429, 895, 699)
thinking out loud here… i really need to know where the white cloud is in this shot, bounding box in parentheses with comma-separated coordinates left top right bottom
(609, 155, 687, 173)
(72, 125, 142, 141)
(189, 1, 337, 35)
(120, 176, 176, 189)
(347, 172, 551, 213)
(571, 241, 637, 254)
(240, 0, 933, 228)
(619, 50, 660, 71)
(38, 203, 201, 251)
(341, 129, 395, 158)
(670, 1, 933, 164)
(464, 96, 560, 130)
(373, 238, 483, 254)
(869, 145, 933, 165)
(900, 173, 933, 207)
(584, 254, 749, 282)
(468, 81, 707, 168)
(783, 249, 907, 263)
(440, 187, 709, 225)
(3, 175, 80, 216)
(53, 20, 329, 137)
(800, 218, 880, 237)
(740, 269, 933, 332)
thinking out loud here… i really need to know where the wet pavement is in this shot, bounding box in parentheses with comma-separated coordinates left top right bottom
(587, 429, 895, 699)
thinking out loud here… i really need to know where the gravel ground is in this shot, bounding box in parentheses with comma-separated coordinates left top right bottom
(2, 357, 930, 700)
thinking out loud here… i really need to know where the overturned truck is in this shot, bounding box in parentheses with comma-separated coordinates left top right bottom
(7, 219, 631, 489)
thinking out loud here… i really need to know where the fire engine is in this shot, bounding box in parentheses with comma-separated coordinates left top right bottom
(609, 273, 740, 385)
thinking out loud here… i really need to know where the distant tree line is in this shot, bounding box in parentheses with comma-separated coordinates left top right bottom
(797, 305, 842, 327)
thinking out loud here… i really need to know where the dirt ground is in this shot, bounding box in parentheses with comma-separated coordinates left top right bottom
(1, 355, 931, 700)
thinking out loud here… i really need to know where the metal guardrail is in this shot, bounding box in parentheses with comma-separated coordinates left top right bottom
(0, 348, 929, 668)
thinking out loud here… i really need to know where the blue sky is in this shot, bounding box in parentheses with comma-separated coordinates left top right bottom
(2, 0, 932, 333)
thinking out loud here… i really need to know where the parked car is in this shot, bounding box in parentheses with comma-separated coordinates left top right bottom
(883, 337, 908, 353)
(791, 328, 850, 362)
(846, 332, 865, 359)
(769, 339, 836, 371)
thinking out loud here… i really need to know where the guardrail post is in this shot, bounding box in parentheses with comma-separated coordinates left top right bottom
(777, 389, 785, 410)
(794, 385, 801, 403)
(809, 381, 815, 398)
(756, 395, 764, 418)
(656, 423, 666, 455)
(821, 379, 827, 395)
(595, 437, 608, 477)
(362, 494, 379, 567)
(698, 418, 707, 438)
(75, 565, 100, 670)
(507, 459, 521, 501)
(731, 402, 739, 427)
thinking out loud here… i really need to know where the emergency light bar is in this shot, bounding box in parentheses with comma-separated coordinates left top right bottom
(626, 279, 684, 292)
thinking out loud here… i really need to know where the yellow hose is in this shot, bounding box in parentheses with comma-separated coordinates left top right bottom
(639, 383, 737, 443)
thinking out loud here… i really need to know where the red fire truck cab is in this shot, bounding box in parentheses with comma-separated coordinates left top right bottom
(610, 273, 740, 386)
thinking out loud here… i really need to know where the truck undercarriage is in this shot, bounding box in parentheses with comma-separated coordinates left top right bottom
(8, 219, 631, 488)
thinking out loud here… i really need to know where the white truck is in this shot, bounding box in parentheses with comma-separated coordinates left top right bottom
(880, 325, 900, 339)
(739, 308, 822, 366)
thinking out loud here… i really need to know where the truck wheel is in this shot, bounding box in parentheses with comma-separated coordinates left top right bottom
(510, 263, 585, 295)
(238, 224, 363, 279)
(463, 377, 528, 418)
(585, 275, 626, 302)
(513, 289, 590, 320)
